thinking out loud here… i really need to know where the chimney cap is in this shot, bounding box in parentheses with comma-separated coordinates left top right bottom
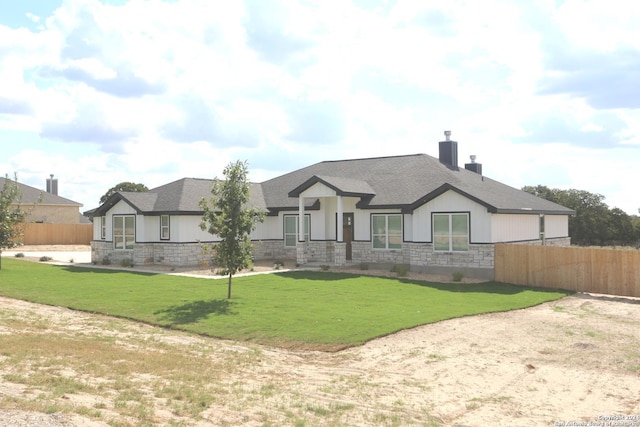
(470, 155, 476, 163)
(444, 130, 451, 141)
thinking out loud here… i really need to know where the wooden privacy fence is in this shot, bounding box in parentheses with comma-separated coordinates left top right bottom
(495, 244, 640, 298)
(20, 223, 93, 245)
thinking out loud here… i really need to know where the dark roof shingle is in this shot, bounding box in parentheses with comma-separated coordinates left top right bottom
(90, 153, 574, 216)
(0, 177, 82, 207)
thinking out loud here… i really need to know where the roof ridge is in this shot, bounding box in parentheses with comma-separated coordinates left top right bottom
(320, 153, 426, 164)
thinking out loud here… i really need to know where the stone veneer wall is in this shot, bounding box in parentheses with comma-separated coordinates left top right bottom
(92, 240, 303, 267)
(351, 242, 409, 265)
(92, 237, 571, 279)
(351, 241, 494, 279)
(91, 241, 206, 267)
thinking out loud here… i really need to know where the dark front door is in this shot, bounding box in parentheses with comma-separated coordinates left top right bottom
(343, 213, 354, 261)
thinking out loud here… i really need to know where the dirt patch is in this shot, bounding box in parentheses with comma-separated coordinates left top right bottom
(1, 290, 639, 426)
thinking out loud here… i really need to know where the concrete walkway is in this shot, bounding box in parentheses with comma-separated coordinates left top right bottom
(1, 249, 309, 279)
(2, 249, 91, 264)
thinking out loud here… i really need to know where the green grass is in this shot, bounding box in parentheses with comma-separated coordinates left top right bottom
(0, 258, 571, 350)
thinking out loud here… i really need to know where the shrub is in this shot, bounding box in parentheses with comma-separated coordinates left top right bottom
(14, 253, 24, 258)
(452, 271, 464, 282)
(359, 262, 369, 270)
(120, 259, 132, 268)
(102, 257, 111, 265)
(391, 264, 409, 277)
(39, 256, 53, 262)
(319, 264, 330, 271)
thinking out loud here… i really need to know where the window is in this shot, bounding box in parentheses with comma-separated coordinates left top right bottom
(160, 215, 170, 240)
(372, 214, 402, 249)
(284, 215, 309, 247)
(433, 213, 469, 252)
(100, 216, 106, 239)
(113, 215, 135, 250)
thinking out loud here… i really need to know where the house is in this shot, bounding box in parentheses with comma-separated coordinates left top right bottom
(0, 175, 85, 224)
(88, 133, 575, 279)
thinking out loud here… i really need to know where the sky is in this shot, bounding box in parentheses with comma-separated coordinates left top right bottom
(0, 0, 639, 214)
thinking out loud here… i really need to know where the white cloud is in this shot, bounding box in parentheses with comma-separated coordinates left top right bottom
(0, 0, 638, 215)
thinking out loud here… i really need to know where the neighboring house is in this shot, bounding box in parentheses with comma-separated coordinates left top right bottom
(88, 133, 575, 279)
(0, 175, 84, 224)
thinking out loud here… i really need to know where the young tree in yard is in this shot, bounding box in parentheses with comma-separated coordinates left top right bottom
(200, 161, 265, 299)
(0, 174, 26, 270)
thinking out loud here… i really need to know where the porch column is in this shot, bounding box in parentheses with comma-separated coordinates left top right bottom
(297, 196, 306, 265)
(335, 195, 346, 266)
(336, 195, 343, 242)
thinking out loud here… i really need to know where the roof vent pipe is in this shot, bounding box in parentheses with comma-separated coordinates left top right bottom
(465, 155, 483, 175)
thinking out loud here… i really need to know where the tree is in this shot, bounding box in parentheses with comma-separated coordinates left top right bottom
(523, 185, 639, 246)
(199, 161, 265, 298)
(0, 174, 27, 270)
(99, 182, 149, 205)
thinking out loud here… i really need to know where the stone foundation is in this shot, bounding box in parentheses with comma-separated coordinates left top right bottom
(91, 237, 571, 280)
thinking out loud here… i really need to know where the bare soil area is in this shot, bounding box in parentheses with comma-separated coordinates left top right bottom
(1, 247, 639, 426)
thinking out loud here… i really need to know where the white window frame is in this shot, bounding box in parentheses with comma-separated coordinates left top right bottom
(433, 212, 469, 252)
(113, 215, 135, 250)
(284, 214, 310, 247)
(371, 214, 403, 250)
(100, 216, 106, 239)
(160, 215, 170, 240)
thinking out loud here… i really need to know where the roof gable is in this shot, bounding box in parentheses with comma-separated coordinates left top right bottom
(288, 175, 376, 198)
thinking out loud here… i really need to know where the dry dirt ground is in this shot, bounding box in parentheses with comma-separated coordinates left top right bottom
(1, 247, 640, 426)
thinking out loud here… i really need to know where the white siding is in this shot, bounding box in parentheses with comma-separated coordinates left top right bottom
(491, 214, 540, 242)
(411, 190, 492, 242)
(141, 216, 159, 241)
(300, 182, 337, 198)
(109, 200, 137, 215)
(93, 219, 101, 240)
(545, 214, 569, 239)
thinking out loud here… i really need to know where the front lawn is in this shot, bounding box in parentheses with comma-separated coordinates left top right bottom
(0, 258, 571, 350)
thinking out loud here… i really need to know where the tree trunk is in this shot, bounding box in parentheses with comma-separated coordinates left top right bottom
(0, 250, 3, 270)
(227, 273, 232, 299)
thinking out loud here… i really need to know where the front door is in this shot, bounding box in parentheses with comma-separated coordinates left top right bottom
(343, 213, 354, 261)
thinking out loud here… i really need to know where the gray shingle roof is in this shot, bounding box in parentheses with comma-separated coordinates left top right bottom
(92, 178, 266, 215)
(262, 154, 574, 214)
(0, 177, 82, 207)
(90, 153, 574, 216)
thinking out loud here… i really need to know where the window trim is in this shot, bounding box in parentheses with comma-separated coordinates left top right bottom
(371, 213, 403, 250)
(432, 212, 469, 252)
(283, 214, 310, 247)
(113, 215, 135, 250)
(160, 214, 170, 240)
(100, 216, 106, 239)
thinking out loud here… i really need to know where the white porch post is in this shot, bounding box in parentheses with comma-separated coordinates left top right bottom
(335, 195, 346, 266)
(337, 195, 343, 242)
(298, 197, 305, 241)
(297, 196, 306, 265)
